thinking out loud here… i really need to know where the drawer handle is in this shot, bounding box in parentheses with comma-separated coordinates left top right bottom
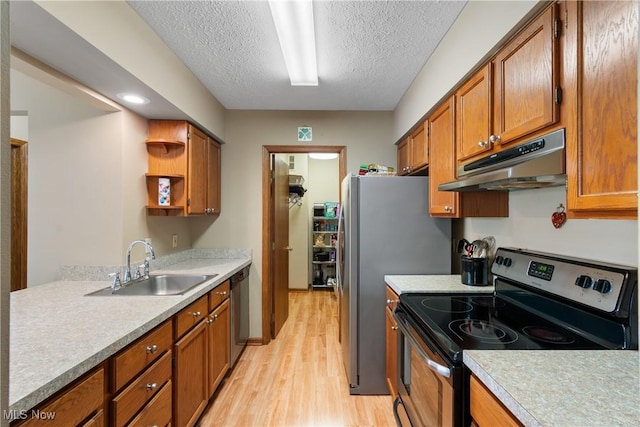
(145, 382, 158, 391)
(391, 326, 399, 331)
(216, 291, 228, 296)
(145, 345, 158, 354)
(192, 311, 202, 318)
(386, 299, 398, 306)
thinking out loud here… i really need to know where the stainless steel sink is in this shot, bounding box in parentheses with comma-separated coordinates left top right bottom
(86, 274, 217, 296)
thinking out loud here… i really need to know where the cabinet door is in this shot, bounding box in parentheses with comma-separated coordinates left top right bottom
(397, 137, 410, 175)
(566, 0, 637, 218)
(385, 306, 398, 399)
(428, 96, 458, 216)
(410, 122, 428, 171)
(456, 64, 492, 163)
(493, 5, 559, 146)
(187, 125, 208, 215)
(207, 298, 230, 396)
(206, 138, 222, 215)
(173, 321, 208, 427)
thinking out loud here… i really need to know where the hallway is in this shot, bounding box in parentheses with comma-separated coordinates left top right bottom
(197, 290, 396, 426)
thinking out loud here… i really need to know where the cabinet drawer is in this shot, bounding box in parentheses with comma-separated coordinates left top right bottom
(209, 280, 230, 311)
(21, 368, 104, 427)
(112, 351, 172, 427)
(175, 295, 208, 339)
(126, 381, 172, 427)
(112, 320, 172, 391)
(386, 286, 399, 311)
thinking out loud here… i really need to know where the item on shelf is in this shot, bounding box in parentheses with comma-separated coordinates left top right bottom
(324, 202, 338, 217)
(313, 203, 325, 217)
(158, 178, 170, 206)
(315, 234, 325, 246)
(313, 267, 324, 287)
(314, 252, 330, 262)
(330, 234, 337, 246)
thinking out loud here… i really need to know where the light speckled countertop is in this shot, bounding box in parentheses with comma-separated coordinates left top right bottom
(385, 274, 494, 295)
(464, 350, 640, 426)
(10, 250, 251, 414)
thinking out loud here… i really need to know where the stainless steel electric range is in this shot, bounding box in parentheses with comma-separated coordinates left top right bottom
(393, 247, 638, 427)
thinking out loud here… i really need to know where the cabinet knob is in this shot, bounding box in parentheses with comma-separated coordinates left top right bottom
(206, 318, 214, 324)
(489, 134, 501, 144)
(216, 291, 228, 296)
(386, 299, 398, 306)
(145, 344, 158, 354)
(145, 382, 158, 391)
(284, 246, 293, 251)
(444, 206, 452, 212)
(391, 326, 399, 331)
(477, 141, 489, 148)
(192, 311, 202, 318)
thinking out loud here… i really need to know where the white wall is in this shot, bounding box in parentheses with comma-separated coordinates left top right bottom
(190, 110, 394, 337)
(36, 0, 226, 140)
(10, 68, 192, 285)
(463, 187, 637, 266)
(394, 0, 638, 266)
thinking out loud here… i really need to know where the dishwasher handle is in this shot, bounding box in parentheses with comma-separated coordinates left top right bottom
(393, 309, 451, 378)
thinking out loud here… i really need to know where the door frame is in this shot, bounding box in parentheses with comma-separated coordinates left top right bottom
(261, 145, 347, 345)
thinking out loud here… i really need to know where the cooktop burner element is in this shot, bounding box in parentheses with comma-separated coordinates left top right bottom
(449, 319, 519, 345)
(522, 326, 575, 344)
(420, 297, 473, 313)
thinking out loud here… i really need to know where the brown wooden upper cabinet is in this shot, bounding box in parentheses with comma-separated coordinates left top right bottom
(146, 120, 222, 216)
(456, 5, 560, 166)
(429, 96, 508, 218)
(565, 0, 637, 219)
(398, 121, 428, 175)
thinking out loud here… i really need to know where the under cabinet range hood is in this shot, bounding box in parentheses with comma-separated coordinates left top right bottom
(439, 128, 566, 191)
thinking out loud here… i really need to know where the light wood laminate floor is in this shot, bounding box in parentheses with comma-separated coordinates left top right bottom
(197, 290, 396, 426)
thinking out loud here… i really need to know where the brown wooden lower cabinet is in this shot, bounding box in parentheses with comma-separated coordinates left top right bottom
(207, 298, 230, 395)
(14, 283, 235, 427)
(127, 381, 172, 427)
(174, 320, 209, 427)
(470, 374, 522, 427)
(16, 368, 104, 427)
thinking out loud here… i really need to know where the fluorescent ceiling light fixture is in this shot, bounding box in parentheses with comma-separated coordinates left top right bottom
(309, 152, 338, 160)
(116, 93, 150, 105)
(269, 0, 318, 86)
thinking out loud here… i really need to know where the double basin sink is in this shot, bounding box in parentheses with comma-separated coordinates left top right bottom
(87, 274, 217, 297)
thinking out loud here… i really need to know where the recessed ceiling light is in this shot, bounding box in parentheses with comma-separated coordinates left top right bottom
(309, 153, 338, 160)
(116, 93, 150, 105)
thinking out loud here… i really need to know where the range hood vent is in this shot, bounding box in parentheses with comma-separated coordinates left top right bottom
(438, 129, 566, 192)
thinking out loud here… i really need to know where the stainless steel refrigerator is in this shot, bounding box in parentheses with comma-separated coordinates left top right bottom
(336, 175, 451, 395)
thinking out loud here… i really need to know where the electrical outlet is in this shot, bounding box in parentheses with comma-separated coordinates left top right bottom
(144, 238, 152, 254)
(172, 234, 178, 248)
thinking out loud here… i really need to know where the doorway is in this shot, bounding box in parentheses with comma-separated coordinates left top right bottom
(261, 145, 347, 345)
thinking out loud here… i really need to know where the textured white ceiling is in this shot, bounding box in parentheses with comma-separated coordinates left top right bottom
(127, 0, 467, 111)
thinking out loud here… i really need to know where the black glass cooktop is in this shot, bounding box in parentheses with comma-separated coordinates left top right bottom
(399, 292, 609, 364)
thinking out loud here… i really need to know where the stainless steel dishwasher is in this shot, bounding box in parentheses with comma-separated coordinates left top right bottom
(230, 266, 250, 367)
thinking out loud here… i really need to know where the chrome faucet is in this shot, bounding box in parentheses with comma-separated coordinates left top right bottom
(123, 240, 156, 283)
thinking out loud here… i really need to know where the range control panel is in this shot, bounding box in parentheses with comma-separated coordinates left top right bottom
(492, 247, 635, 314)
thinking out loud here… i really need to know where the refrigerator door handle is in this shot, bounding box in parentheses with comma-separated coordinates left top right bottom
(335, 201, 344, 297)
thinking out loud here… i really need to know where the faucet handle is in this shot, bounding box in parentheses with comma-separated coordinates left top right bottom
(109, 272, 121, 291)
(133, 265, 142, 280)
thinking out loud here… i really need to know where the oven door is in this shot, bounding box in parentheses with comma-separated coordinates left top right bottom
(393, 307, 461, 427)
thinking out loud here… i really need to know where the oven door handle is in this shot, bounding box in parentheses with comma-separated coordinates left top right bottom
(393, 310, 451, 378)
